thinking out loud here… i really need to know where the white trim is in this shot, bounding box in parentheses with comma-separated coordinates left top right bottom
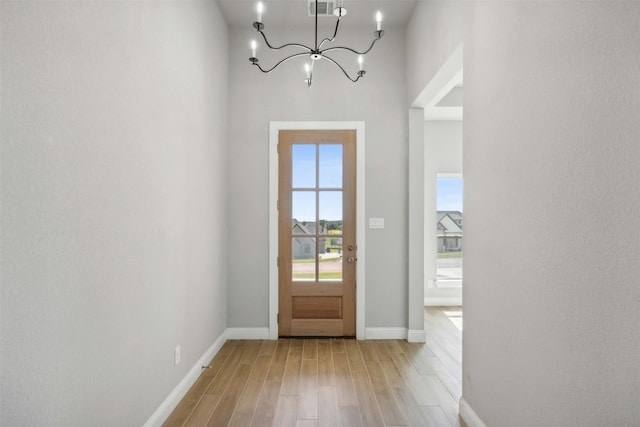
(269, 121, 366, 340)
(412, 43, 463, 121)
(424, 297, 462, 306)
(407, 329, 426, 343)
(459, 397, 487, 427)
(365, 327, 408, 340)
(142, 330, 227, 427)
(226, 327, 270, 340)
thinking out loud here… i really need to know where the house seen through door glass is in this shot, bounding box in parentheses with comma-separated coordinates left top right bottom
(437, 176, 463, 285)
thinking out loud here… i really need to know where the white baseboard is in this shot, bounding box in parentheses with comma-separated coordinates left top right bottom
(407, 329, 426, 343)
(459, 397, 487, 427)
(226, 327, 270, 340)
(365, 327, 408, 340)
(424, 297, 462, 306)
(143, 330, 227, 427)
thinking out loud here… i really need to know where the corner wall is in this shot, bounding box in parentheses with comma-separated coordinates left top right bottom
(0, 2, 229, 425)
(409, 1, 640, 426)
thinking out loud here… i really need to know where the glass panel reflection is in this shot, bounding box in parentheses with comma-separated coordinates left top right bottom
(319, 145, 343, 188)
(292, 191, 315, 227)
(292, 237, 316, 281)
(292, 145, 316, 188)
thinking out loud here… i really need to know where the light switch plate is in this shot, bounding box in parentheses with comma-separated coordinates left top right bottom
(369, 218, 384, 229)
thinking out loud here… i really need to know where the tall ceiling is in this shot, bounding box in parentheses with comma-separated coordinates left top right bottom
(216, 0, 419, 29)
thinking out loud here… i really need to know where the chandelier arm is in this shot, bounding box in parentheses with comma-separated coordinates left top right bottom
(322, 34, 383, 56)
(252, 52, 311, 73)
(323, 55, 362, 83)
(318, 17, 342, 49)
(257, 29, 313, 52)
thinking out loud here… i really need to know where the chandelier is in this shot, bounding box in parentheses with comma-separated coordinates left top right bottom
(248, 0, 385, 87)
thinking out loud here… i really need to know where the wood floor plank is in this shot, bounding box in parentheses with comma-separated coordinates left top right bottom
(297, 421, 319, 427)
(259, 339, 278, 356)
(280, 340, 303, 396)
(332, 352, 358, 406)
(227, 354, 272, 427)
(389, 352, 438, 406)
(357, 340, 377, 363)
(251, 340, 291, 427)
(422, 374, 461, 427)
(203, 341, 236, 377)
(379, 359, 428, 426)
(423, 355, 462, 400)
(420, 405, 454, 427)
(205, 344, 248, 395)
(318, 386, 339, 427)
(272, 395, 298, 427)
(371, 340, 393, 362)
(339, 406, 363, 427)
(330, 338, 345, 353)
(206, 364, 253, 427)
(183, 395, 221, 427)
(297, 358, 318, 420)
(163, 374, 214, 427)
(351, 368, 385, 426)
(385, 339, 404, 354)
(399, 341, 436, 376)
(303, 339, 318, 360)
(344, 339, 366, 373)
(365, 360, 407, 426)
(317, 340, 335, 387)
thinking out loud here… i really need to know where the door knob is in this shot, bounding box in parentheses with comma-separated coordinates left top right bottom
(347, 257, 356, 263)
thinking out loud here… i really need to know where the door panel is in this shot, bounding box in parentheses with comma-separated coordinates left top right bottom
(279, 130, 356, 337)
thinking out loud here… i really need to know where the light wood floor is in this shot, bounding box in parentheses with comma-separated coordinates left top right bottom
(164, 307, 463, 427)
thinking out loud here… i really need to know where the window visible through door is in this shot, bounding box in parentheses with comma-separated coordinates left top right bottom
(436, 175, 463, 286)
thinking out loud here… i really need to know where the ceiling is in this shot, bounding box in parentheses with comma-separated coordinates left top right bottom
(216, 0, 419, 29)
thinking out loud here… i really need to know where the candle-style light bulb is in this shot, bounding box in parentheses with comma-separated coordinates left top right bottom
(250, 40, 257, 57)
(375, 11, 382, 31)
(305, 63, 311, 79)
(257, 2, 264, 23)
(358, 55, 364, 71)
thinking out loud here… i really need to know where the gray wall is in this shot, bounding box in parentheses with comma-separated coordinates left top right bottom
(0, 2, 229, 425)
(409, 1, 640, 426)
(226, 26, 408, 329)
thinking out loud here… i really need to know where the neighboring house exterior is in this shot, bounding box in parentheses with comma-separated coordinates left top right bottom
(292, 219, 327, 259)
(437, 211, 463, 252)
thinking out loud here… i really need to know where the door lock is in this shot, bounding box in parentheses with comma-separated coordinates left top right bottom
(347, 257, 357, 263)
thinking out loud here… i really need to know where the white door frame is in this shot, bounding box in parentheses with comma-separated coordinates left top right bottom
(269, 121, 366, 340)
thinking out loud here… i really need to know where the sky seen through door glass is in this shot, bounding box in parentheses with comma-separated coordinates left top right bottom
(292, 144, 343, 222)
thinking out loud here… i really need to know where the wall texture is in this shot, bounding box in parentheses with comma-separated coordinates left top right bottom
(226, 26, 408, 329)
(0, 2, 229, 425)
(409, 1, 640, 426)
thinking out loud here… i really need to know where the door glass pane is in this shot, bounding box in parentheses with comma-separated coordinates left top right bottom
(319, 144, 342, 188)
(318, 252, 342, 281)
(319, 191, 342, 229)
(292, 144, 316, 188)
(292, 237, 316, 281)
(292, 191, 315, 226)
